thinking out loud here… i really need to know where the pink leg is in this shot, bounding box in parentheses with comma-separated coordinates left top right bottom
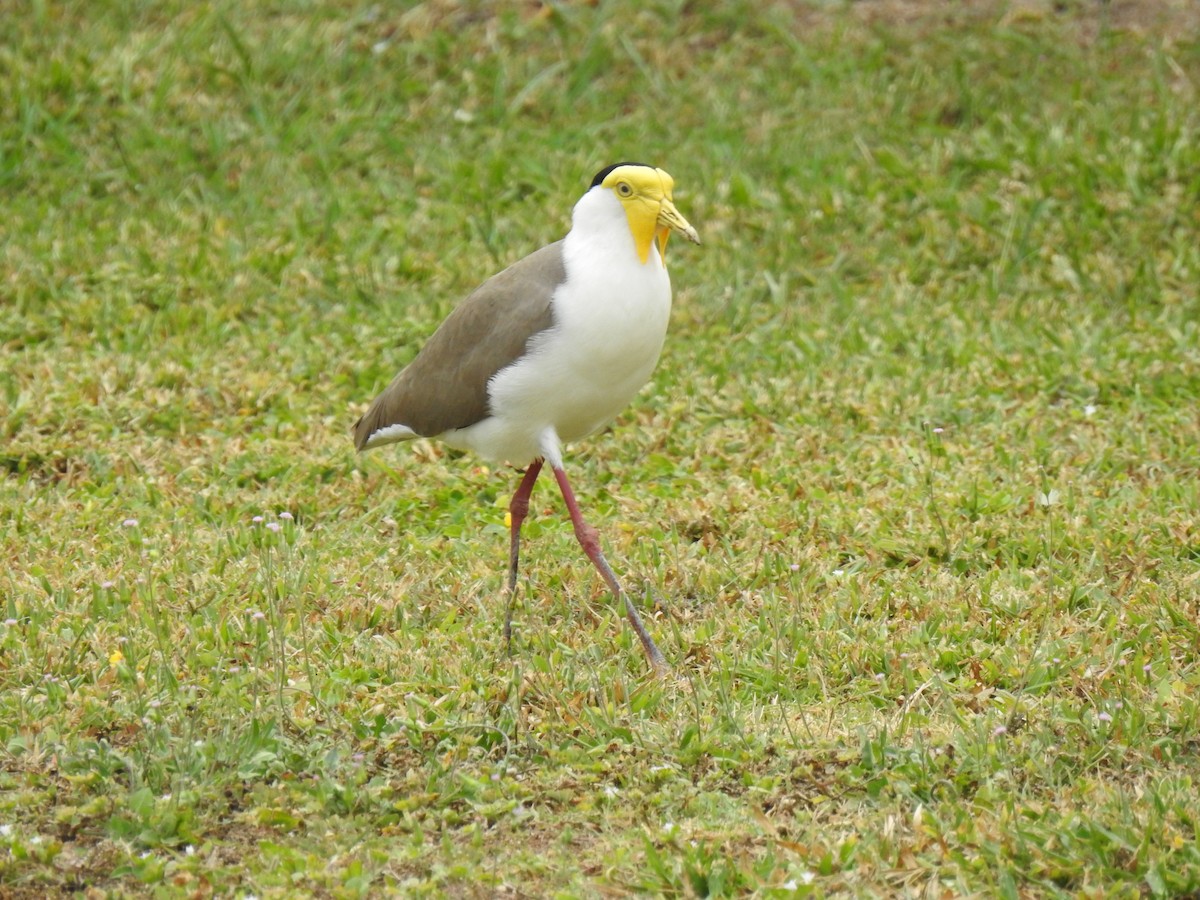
(551, 465, 668, 674)
(504, 459, 543, 649)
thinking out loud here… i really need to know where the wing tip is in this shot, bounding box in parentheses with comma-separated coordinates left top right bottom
(355, 419, 419, 452)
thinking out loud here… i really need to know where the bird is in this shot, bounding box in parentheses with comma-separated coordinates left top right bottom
(353, 162, 699, 674)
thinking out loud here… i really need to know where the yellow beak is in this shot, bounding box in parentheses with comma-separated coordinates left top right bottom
(654, 197, 700, 262)
(631, 195, 700, 265)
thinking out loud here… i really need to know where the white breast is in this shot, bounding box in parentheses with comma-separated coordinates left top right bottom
(446, 190, 672, 467)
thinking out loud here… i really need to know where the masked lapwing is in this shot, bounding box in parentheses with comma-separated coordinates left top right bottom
(354, 162, 699, 674)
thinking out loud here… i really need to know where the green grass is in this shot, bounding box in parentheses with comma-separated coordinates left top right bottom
(3, 0, 1200, 895)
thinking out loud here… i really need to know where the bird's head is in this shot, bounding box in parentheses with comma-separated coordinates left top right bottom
(588, 162, 701, 265)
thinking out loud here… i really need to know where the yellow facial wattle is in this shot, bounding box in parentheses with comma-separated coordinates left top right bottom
(601, 165, 700, 265)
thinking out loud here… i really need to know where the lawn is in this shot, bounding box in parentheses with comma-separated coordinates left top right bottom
(3, 0, 1199, 895)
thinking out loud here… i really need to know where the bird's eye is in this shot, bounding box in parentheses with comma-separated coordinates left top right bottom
(616, 182, 633, 197)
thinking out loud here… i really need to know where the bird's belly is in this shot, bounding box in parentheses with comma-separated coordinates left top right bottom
(464, 275, 669, 461)
(443, 365, 654, 466)
(444, 235, 673, 465)
(541, 351, 659, 443)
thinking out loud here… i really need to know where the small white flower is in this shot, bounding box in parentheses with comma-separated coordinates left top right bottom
(252, 516, 264, 524)
(122, 518, 139, 528)
(1083, 404, 1097, 416)
(783, 871, 816, 888)
(185, 845, 195, 856)
(0, 824, 13, 837)
(278, 512, 293, 520)
(1036, 489, 1060, 508)
(603, 785, 619, 798)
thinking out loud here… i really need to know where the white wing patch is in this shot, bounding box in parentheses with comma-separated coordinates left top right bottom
(362, 423, 419, 450)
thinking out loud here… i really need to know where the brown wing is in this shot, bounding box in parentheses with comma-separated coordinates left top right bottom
(353, 241, 564, 450)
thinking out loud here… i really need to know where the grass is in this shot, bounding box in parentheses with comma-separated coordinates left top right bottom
(2, 0, 1199, 895)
